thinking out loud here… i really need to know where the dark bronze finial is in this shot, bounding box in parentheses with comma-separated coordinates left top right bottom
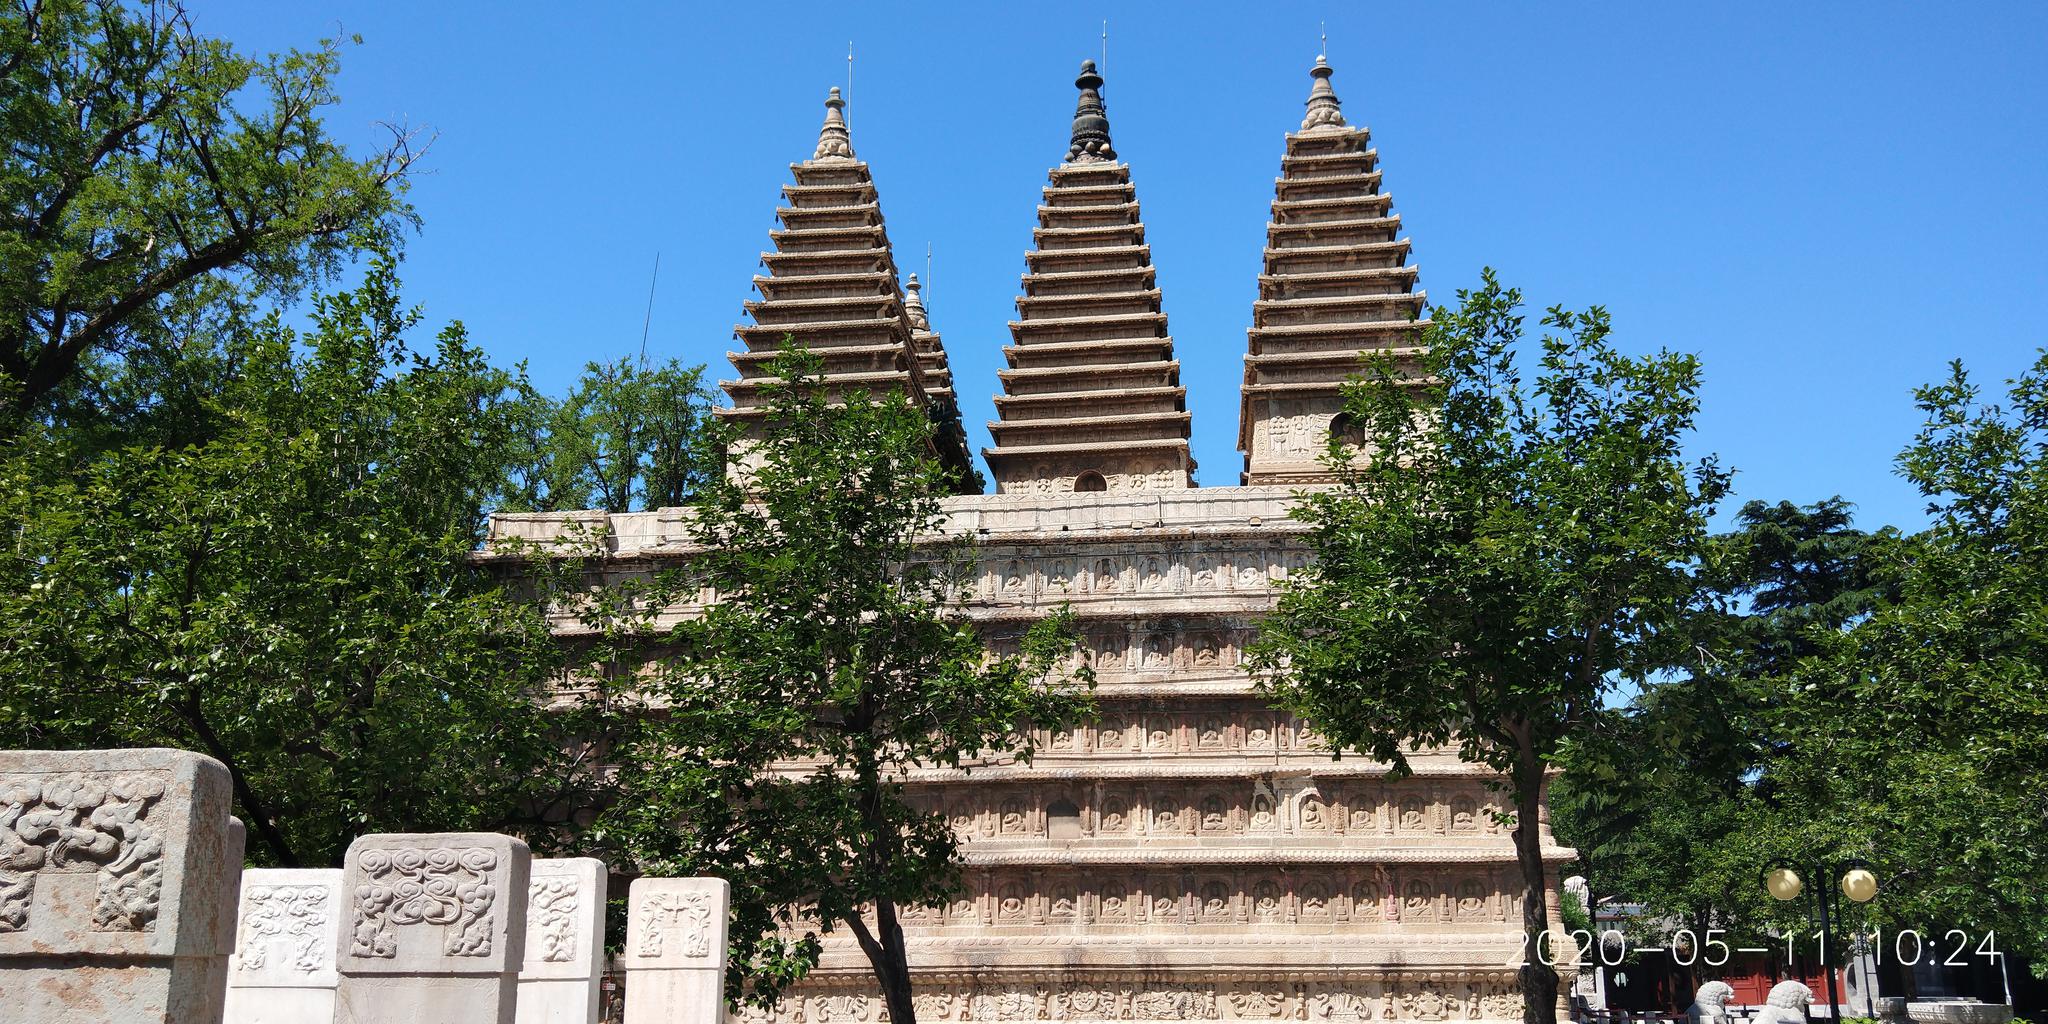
(1066, 59, 1115, 164)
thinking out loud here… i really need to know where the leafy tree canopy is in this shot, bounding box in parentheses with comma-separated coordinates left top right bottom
(1, 0, 420, 428)
(590, 348, 1093, 1020)
(1251, 270, 1729, 1024)
(0, 256, 612, 867)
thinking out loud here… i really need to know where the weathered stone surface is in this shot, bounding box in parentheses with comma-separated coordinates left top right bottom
(0, 747, 241, 1024)
(1907, 1002, 2015, 1024)
(623, 877, 728, 1024)
(224, 867, 342, 1024)
(332, 832, 530, 1024)
(516, 857, 607, 1024)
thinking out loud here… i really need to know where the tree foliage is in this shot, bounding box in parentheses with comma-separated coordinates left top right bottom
(1250, 270, 1729, 1024)
(0, 257, 613, 867)
(592, 349, 1093, 1019)
(0, 0, 420, 426)
(1552, 498, 1898, 961)
(500, 356, 719, 514)
(1767, 353, 2048, 971)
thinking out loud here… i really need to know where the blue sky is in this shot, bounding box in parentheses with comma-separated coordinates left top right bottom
(194, 2, 2047, 530)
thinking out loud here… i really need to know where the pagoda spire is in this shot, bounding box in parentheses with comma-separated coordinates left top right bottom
(813, 86, 855, 160)
(1302, 55, 1347, 131)
(1237, 56, 1427, 485)
(903, 272, 930, 331)
(984, 62, 1193, 494)
(719, 89, 976, 491)
(1065, 59, 1116, 164)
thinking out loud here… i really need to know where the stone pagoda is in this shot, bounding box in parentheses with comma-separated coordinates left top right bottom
(720, 87, 976, 487)
(984, 61, 1196, 495)
(488, 56, 1570, 1024)
(1239, 57, 1429, 486)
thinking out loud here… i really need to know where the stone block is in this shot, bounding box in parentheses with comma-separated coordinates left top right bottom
(516, 857, 608, 1024)
(1907, 1002, 2015, 1024)
(622, 877, 728, 1024)
(0, 747, 241, 1024)
(332, 832, 531, 1024)
(224, 867, 342, 1024)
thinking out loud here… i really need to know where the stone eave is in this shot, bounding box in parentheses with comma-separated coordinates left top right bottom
(780, 180, 875, 202)
(1009, 311, 1169, 335)
(1256, 265, 1417, 289)
(1267, 216, 1403, 243)
(998, 357, 1180, 381)
(767, 224, 888, 247)
(733, 317, 903, 340)
(1015, 288, 1163, 313)
(1281, 148, 1376, 170)
(994, 385, 1187, 411)
(726, 343, 903, 368)
(1047, 160, 1129, 181)
(1032, 222, 1147, 246)
(1024, 243, 1150, 267)
(983, 437, 1193, 460)
(986, 410, 1192, 439)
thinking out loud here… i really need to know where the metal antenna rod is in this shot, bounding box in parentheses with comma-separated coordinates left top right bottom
(1101, 20, 1108, 73)
(847, 41, 854, 105)
(1321, 21, 1327, 58)
(638, 251, 660, 368)
(926, 242, 933, 305)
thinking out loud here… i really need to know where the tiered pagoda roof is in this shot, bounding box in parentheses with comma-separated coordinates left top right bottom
(983, 61, 1195, 495)
(719, 88, 976, 488)
(1237, 57, 1430, 485)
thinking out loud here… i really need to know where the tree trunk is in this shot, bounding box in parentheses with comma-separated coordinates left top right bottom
(1516, 755, 1561, 1024)
(848, 899, 918, 1024)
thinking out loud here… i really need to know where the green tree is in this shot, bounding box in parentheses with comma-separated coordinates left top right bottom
(0, 257, 612, 867)
(1248, 271, 1730, 1024)
(1764, 353, 2048, 972)
(501, 356, 719, 513)
(593, 349, 1093, 1020)
(1, 0, 419, 427)
(1551, 498, 1898, 964)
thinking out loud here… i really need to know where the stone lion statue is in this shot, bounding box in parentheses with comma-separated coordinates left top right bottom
(1686, 981, 1737, 1024)
(1754, 981, 1814, 1024)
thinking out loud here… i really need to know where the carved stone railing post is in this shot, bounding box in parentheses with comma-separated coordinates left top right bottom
(224, 867, 343, 1024)
(0, 747, 242, 1024)
(516, 857, 608, 1024)
(332, 832, 531, 1024)
(622, 877, 729, 1024)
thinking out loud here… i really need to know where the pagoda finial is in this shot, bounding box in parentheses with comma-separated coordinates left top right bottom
(1065, 59, 1116, 164)
(1301, 55, 1347, 132)
(903, 273, 930, 331)
(813, 86, 856, 160)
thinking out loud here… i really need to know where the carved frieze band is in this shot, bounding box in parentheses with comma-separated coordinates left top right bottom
(732, 973, 1529, 1023)
(974, 545, 1310, 607)
(0, 772, 167, 933)
(913, 780, 1506, 843)
(885, 865, 1524, 931)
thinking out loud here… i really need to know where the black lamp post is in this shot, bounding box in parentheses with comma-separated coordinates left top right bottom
(1762, 859, 1881, 1021)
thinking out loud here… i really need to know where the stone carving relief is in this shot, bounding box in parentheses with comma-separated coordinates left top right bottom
(350, 846, 501, 958)
(528, 873, 581, 963)
(0, 772, 166, 933)
(898, 868, 1513, 934)
(239, 883, 332, 973)
(937, 779, 1506, 849)
(636, 885, 716, 958)
(738, 975, 1525, 1023)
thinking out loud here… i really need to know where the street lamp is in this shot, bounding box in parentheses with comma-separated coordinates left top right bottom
(1762, 859, 1880, 1021)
